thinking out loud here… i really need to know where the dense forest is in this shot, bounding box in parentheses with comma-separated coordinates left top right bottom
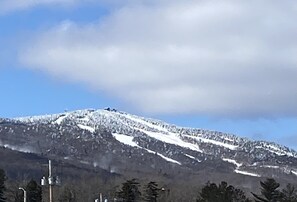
(1, 167, 297, 202)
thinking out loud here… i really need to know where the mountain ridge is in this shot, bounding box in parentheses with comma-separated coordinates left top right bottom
(1, 108, 297, 182)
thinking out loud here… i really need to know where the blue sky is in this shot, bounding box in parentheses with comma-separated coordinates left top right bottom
(0, 0, 297, 149)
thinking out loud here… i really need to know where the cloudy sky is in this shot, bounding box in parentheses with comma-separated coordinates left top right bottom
(0, 0, 297, 149)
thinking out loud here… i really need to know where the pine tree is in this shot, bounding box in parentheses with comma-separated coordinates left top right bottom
(143, 181, 160, 202)
(252, 178, 282, 202)
(197, 182, 220, 202)
(14, 190, 23, 202)
(58, 186, 76, 202)
(26, 180, 42, 202)
(197, 181, 251, 202)
(281, 183, 297, 202)
(0, 168, 6, 202)
(117, 179, 141, 202)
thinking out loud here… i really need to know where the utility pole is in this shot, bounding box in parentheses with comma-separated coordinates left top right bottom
(41, 160, 61, 202)
(49, 160, 53, 202)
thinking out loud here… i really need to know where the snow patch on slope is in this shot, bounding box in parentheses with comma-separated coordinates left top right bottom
(257, 143, 295, 157)
(235, 169, 260, 177)
(145, 148, 181, 165)
(184, 154, 202, 162)
(137, 128, 203, 153)
(77, 124, 95, 133)
(54, 115, 67, 125)
(112, 133, 181, 165)
(261, 165, 280, 169)
(291, 170, 297, 176)
(185, 135, 238, 150)
(222, 158, 260, 177)
(112, 134, 139, 148)
(121, 113, 168, 133)
(1, 143, 33, 153)
(222, 158, 242, 168)
(184, 154, 196, 159)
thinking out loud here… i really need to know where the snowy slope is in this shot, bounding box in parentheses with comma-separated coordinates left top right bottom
(4, 108, 296, 178)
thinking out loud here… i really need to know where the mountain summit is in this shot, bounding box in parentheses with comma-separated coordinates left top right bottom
(1, 108, 297, 182)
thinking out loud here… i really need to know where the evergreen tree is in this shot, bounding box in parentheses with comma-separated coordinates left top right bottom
(117, 179, 141, 202)
(197, 181, 251, 202)
(26, 180, 42, 202)
(281, 183, 297, 202)
(232, 188, 252, 202)
(197, 182, 220, 202)
(252, 178, 282, 202)
(58, 186, 76, 202)
(0, 168, 6, 202)
(14, 190, 23, 202)
(143, 181, 160, 202)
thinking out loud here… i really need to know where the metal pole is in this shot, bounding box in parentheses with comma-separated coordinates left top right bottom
(19, 187, 27, 202)
(100, 193, 103, 202)
(49, 160, 53, 202)
(24, 190, 27, 202)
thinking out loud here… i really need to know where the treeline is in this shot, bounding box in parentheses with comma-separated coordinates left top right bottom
(196, 179, 297, 202)
(1, 167, 297, 202)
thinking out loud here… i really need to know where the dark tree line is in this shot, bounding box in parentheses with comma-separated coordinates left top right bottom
(196, 178, 297, 202)
(0, 168, 42, 202)
(0, 169, 6, 202)
(2, 167, 297, 202)
(116, 179, 162, 202)
(14, 180, 42, 202)
(117, 179, 142, 201)
(252, 178, 297, 202)
(115, 178, 297, 202)
(196, 181, 251, 202)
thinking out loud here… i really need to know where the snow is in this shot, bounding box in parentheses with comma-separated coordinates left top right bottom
(291, 170, 297, 176)
(121, 114, 204, 153)
(222, 158, 261, 177)
(234, 169, 261, 177)
(261, 165, 280, 169)
(185, 135, 238, 150)
(184, 154, 202, 162)
(222, 158, 242, 167)
(112, 133, 181, 165)
(77, 124, 95, 133)
(184, 154, 196, 159)
(79, 116, 91, 122)
(2, 144, 32, 153)
(223, 137, 235, 142)
(16, 114, 60, 123)
(54, 115, 67, 125)
(112, 133, 139, 148)
(144, 148, 181, 165)
(255, 143, 294, 157)
(137, 128, 203, 153)
(122, 113, 168, 133)
(157, 154, 181, 165)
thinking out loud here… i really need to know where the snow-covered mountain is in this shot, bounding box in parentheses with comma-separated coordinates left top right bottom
(1, 108, 297, 180)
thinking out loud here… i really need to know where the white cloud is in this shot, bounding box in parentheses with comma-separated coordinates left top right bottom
(20, 0, 297, 118)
